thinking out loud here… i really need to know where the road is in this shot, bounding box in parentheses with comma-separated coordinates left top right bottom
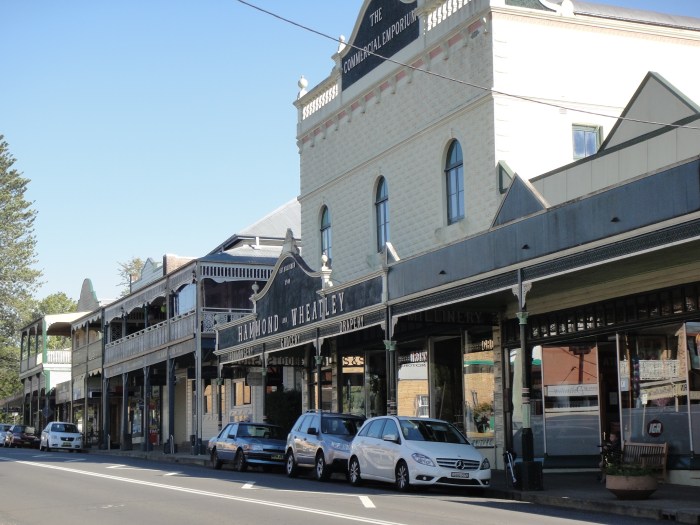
(0, 447, 660, 525)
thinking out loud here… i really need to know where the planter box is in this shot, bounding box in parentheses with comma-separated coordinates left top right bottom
(606, 474, 658, 500)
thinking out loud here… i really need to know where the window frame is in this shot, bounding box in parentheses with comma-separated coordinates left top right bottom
(320, 205, 332, 262)
(375, 177, 389, 252)
(445, 140, 465, 224)
(572, 124, 602, 160)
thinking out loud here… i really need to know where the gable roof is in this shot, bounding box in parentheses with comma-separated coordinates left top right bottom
(600, 72, 700, 152)
(493, 170, 548, 227)
(208, 199, 301, 254)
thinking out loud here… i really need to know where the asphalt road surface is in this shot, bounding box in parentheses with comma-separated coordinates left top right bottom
(0, 447, 661, 525)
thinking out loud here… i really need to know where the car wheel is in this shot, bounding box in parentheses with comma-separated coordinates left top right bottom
(395, 460, 411, 492)
(211, 449, 223, 470)
(314, 452, 331, 481)
(234, 449, 247, 472)
(348, 457, 362, 486)
(285, 450, 298, 478)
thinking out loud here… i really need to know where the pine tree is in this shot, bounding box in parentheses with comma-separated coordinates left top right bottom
(0, 135, 41, 400)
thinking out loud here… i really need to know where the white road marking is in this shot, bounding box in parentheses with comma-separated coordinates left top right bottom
(238, 485, 375, 507)
(14, 459, 401, 525)
(164, 472, 181, 476)
(106, 464, 161, 472)
(359, 496, 375, 509)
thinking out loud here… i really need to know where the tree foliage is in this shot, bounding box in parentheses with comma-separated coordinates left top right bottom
(0, 135, 41, 400)
(32, 292, 77, 318)
(33, 292, 78, 350)
(117, 257, 145, 297)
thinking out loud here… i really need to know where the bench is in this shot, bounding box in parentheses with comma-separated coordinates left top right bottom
(622, 441, 668, 481)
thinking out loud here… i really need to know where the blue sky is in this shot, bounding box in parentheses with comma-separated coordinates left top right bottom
(2, 1, 700, 303)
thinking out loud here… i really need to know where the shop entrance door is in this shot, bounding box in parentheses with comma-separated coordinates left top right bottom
(431, 337, 463, 427)
(598, 342, 620, 440)
(340, 350, 386, 417)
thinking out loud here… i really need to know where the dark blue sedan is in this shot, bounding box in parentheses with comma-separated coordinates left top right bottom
(208, 422, 286, 472)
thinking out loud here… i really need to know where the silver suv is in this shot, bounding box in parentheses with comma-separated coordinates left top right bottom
(285, 411, 364, 481)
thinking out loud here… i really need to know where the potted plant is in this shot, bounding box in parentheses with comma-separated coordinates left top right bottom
(604, 464, 658, 500)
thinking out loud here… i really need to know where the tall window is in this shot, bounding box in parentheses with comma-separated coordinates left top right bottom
(320, 205, 332, 262)
(375, 177, 389, 252)
(573, 125, 601, 159)
(445, 140, 464, 224)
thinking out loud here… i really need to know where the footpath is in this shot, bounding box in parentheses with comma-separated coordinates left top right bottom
(85, 448, 700, 524)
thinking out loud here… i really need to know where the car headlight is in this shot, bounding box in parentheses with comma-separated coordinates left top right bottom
(480, 458, 490, 470)
(330, 441, 350, 451)
(243, 444, 263, 451)
(411, 453, 435, 467)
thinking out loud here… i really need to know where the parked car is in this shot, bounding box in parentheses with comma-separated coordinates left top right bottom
(0, 423, 11, 436)
(4, 424, 40, 448)
(39, 421, 83, 452)
(285, 410, 365, 480)
(348, 416, 491, 491)
(208, 422, 286, 472)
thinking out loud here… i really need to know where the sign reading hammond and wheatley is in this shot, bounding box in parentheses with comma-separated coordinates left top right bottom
(342, 0, 418, 90)
(217, 253, 383, 358)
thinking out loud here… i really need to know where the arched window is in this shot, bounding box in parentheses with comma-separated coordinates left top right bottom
(445, 140, 464, 224)
(375, 177, 389, 252)
(320, 205, 332, 262)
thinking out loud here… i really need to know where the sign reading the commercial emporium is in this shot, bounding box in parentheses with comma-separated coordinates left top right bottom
(342, 0, 418, 90)
(217, 253, 383, 356)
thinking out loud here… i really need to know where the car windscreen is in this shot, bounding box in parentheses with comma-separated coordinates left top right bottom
(54, 423, 79, 433)
(321, 417, 362, 436)
(240, 425, 285, 440)
(400, 419, 468, 444)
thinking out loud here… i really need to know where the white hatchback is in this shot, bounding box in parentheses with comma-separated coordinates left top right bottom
(40, 422, 83, 452)
(348, 416, 490, 491)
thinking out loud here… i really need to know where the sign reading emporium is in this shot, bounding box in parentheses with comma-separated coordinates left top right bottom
(342, 0, 418, 90)
(217, 253, 383, 354)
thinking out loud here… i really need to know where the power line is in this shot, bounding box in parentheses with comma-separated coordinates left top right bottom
(236, 0, 700, 131)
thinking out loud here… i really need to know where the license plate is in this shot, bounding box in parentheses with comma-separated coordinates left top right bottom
(451, 472, 470, 478)
(271, 454, 283, 461)
(61, 442, 71, 447)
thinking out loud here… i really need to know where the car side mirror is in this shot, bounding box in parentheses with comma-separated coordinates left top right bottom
(383, 433, 400, 444)
(307, 427, 318, 435)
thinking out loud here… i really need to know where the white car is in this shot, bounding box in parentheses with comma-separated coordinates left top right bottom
(348, 416, 490, 491)
(40, 422, 83, 452)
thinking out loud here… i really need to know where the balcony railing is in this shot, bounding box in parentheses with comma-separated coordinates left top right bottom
(201, 308, 249, 332)
(102, 308, 251, 367)
(20, 349, 72, 375)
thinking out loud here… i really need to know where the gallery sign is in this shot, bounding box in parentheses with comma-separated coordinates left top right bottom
(217, 253, 384, 356)
(342, 0, 418, 90)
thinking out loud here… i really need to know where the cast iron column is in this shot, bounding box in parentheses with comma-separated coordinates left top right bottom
(514, 270, 542, 490)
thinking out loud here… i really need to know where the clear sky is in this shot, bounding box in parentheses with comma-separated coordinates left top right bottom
(3, 1, 700, 303)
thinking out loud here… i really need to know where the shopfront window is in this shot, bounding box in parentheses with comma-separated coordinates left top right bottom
(463, 334, 495, 444)
(541, 344, 600, 456)
(685, 323, 700, 453)
(510, 346, 544, 458)
(341, 354, 365, 416)
(618, 326, 691, 455)
(397, 341, 429, 417)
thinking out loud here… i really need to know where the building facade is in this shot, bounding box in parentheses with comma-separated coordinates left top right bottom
(216, 0, 700, 485)
(19, 200, 299, 454)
